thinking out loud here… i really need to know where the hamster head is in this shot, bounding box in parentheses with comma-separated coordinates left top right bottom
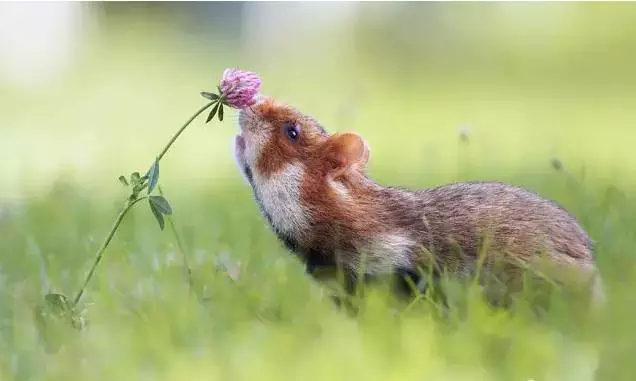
(235, 96, 370, 239)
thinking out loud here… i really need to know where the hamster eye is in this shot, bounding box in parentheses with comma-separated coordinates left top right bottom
(283, 122, 300, 142)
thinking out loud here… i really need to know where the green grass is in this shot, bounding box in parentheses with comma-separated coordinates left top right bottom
(3, 4, 636, 380)
(1, 163, 636, 381)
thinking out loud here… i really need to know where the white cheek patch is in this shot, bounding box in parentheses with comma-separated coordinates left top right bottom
(243, 131, 269, 169)
(235, 127, 271, 185)
(253, 163, 309, 237)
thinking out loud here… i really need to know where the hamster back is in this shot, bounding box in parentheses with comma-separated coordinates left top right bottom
(235, 97, 604, 307)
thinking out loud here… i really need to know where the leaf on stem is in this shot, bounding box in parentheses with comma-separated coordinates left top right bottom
(149, 198, 165, 230)
(44, 293, 73, 314)
(34, 292, 83, 352)
(130, 172, 141, 187)
(200, 92, 220, 101)
(149, 195, 173, 215)
(205, 102, 220, 123)
(147, 160, 160, 194)
(218, 103, 224, 121)
(118, 175, 129, 186)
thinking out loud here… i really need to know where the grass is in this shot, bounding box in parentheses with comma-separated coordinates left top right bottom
(3, 5, 636, 380)
(1, 155, 636, 381)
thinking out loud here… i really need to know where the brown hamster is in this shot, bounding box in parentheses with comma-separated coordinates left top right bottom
(234, 96, 604, 308)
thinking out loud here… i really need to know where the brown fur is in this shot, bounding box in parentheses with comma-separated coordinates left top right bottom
(237, 97, 604, 308)
(252, 99, 329, 178)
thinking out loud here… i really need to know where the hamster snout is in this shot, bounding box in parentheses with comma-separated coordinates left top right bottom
(237, 97, 265, 132)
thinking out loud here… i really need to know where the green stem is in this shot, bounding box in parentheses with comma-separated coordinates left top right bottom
(157, 185, 197, 299)
(72, 197, 146, 306)
(156, 101, 216, 163)
(72, 101, 216, 308)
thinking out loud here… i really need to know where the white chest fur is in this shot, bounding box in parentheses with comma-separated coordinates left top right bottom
(253, 163, 309, 237)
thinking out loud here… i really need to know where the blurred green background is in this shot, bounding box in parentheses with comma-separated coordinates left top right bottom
(1, 2, 636, 381)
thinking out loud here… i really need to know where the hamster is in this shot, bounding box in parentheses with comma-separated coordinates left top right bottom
(234, 96, 604, 308)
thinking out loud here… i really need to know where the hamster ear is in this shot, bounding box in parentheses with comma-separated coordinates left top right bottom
(324, 132, 370, 179)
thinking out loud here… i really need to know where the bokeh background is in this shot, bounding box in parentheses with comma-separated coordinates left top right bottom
(2, 2, 636, 381)
(2, 2, 636, 199)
